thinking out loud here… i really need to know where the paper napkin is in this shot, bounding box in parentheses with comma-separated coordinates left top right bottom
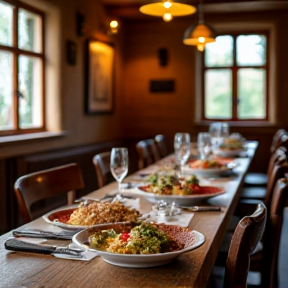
(148, 211, 194, 227)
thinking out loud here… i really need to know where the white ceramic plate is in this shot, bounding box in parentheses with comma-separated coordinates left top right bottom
(42, 205, 138, 231)
(130, 186, 225, 205)
(182, 161, 237, 177)
(72, 222, 205, 268)
(43, 205, 84, 230)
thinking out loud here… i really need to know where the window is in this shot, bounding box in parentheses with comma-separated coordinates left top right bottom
(0, 0, 44, 135)
(202, 33, 268, 121)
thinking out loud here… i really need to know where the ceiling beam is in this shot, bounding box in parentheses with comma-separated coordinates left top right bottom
(103, 0, 288, 20)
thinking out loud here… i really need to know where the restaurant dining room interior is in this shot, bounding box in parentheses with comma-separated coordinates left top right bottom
(1, 0, 288, 287)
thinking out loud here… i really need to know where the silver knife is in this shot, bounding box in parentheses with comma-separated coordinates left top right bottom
(5, 238, 83, 257)
(12, 229, 77, 240)
(180, 206, 222, 212)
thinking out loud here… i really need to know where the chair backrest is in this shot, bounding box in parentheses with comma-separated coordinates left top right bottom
(136, 139, 160, 170)
(224, 203, 267, 288)
(155, 134, 168, 158)
(265, 147, 288, 207)
(92, 151, 114, 188)
(270, 129, 288, 153)
(14, 163, 84, 223)
(146, 139, 161, 162)
(262, 176, 288, 287)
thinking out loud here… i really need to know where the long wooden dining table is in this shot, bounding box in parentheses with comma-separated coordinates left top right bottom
(0, 141, 258, 288)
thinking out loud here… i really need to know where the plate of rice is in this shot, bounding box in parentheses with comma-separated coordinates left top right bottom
(42, 201, 141, 230)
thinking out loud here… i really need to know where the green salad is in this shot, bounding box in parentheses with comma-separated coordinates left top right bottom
(140, 172, 200, 195)
(89, 222, 182, 254)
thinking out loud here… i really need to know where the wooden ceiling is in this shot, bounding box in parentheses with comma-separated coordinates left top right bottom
(102, 0, 288, 20)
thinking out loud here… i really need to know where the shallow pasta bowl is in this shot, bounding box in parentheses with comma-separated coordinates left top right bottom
(130, 186, 225, 206)
(72, 222, 205, 268)
(182, 160, 238, 177)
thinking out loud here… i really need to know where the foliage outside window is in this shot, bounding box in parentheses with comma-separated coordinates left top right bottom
(203, 33, 268, 121)
(0, 0, 44, 135)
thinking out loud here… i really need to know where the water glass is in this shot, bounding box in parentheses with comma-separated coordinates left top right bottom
(197, 132, 211, 160)
(110, 147, 129, 201)
(209, 122, 229, 152)
(174, 133, 191, 170)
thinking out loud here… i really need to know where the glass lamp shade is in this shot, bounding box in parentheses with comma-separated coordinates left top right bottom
(140, 1, 196, 18)
(183, 21, 216, 48)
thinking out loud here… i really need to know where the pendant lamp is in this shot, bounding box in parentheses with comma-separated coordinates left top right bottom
(183, 1, 216, 51)
(140, 0, 196, 22)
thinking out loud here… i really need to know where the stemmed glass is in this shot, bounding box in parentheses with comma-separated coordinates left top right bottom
(209, 122, 229, 152)
(197, 132, 212, 160)
(110, 147, 129, 202)
(174, 133, 191, 172)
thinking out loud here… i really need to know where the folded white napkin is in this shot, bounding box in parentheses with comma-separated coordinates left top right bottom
(122, 197, 140, 210)
(52, 250, 98, 261)
(14, 237, 98, 261)
(148, 211, 194, 227)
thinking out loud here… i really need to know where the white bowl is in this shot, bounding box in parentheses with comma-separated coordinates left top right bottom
(130, 186, 226, 206)
(72, 222, 205, 268)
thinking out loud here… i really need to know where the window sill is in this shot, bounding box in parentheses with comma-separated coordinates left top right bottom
(195, 121, 279, 128)
(0, 131, 68, 145)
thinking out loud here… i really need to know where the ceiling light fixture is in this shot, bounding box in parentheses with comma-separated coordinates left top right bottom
(183, 0, 216, 51)
(140, 0, 196, 22)
(109, 20, 119, 34)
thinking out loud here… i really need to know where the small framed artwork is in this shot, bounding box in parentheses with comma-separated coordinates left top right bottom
(85, 39, 114, 114)
(66, 40, 77, 65)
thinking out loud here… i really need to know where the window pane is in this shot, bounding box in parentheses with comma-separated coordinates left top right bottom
(238, 68, 266, 119)
(205, 35, 233, 67)
(0, 1, 13, 46)
(205, 69, 232, 119)
(236, 35, 266, 66)
(18, 8, 42, 53)
(0, 51, 14, 130)
(18, 55, 43, 129)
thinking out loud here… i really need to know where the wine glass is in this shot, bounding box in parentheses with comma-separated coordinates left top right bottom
(197, 132, 212, 160)
(110, 147, 129, 201)
(174, 133, 191, 172)
(209, 122, 229, 152)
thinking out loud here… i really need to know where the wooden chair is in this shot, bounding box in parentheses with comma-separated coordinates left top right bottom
(146, 139, 161, 162)
(250, 176, 288, 287)
(92, 151, 114, 188)
(14, 163, 84, 223)
(155, 134, 168, 158)
(241, 145, 288, 205)
(244, 129, 288, 187)
(216, 176, 288, 288)
(135, 139, 160, 170)
(223, 203, 267, 288)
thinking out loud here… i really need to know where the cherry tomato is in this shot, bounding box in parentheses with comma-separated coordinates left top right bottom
(120, 232, 130, 242)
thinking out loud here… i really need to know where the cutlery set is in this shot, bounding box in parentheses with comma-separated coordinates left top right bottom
(179, 206, 222, 212)
(5, 238, 84, 258)
(12, 229, 77, 240)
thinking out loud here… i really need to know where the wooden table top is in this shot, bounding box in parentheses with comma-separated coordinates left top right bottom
(0, 142, 258, 288)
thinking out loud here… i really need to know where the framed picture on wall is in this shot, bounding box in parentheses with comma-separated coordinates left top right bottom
(85, 39, 114, 114)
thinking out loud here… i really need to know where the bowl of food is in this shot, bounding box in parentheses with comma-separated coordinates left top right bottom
(43, 201, 141, 230)
(72, 221, 205, 268)
(183, 159, 237, 177)
(213, 136, 247, 157)
(132, 172, 225, 205)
